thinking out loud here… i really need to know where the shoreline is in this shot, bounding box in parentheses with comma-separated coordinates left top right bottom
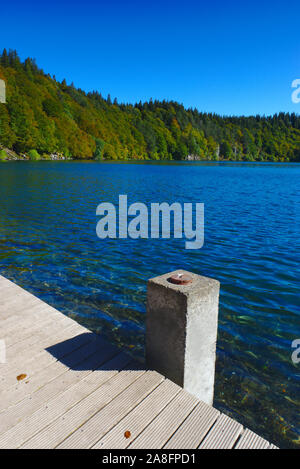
(1, 156, 299, 164)
(0, 148, 298, 164)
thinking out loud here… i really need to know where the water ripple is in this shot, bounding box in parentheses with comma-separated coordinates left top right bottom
(0, 161, 299, 448)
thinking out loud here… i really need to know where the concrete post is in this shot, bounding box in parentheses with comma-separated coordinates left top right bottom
(146, 269, 220, 406)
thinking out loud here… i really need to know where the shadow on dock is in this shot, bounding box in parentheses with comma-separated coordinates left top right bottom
(45, 332, 145, 371)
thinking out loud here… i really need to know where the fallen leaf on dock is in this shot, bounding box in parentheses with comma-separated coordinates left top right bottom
(16, 374, 27, 381)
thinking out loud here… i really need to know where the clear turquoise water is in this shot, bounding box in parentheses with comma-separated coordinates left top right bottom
(0, 161, 299, 448)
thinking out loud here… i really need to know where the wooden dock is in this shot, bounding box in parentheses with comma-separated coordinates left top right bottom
(0, 274, 278, 449)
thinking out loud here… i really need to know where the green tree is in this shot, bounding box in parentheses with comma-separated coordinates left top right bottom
(94, 138, 105, 160)
(0, 49, 299, 162)
(220, 141, 233, 160)
(28, 149, 40, 160)
(0, 149, 7, 160)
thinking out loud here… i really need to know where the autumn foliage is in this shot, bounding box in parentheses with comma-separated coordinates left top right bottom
(0, 49, 299, 161)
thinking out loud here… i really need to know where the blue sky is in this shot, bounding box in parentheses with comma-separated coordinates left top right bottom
(1, 0, 300, 116)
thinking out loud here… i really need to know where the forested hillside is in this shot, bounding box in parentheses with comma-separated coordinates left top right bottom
(0, 49, 299, 161)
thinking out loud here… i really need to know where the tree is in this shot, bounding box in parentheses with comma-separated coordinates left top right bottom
(174, 141, 188, 160)
(1, 49, 9, 67)
(42, 98, 63, 117)
(94, 138, 105, 160)
(220, 141, 233, 160)
(0, 49, 299, 162)
(0, 149, 7, 160)
(28, 149, 40, 160)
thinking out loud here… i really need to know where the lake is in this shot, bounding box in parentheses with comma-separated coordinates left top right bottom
(0, 160, 299, 448)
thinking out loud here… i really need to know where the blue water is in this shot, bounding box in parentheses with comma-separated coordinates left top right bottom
(0, 161, 299, 448)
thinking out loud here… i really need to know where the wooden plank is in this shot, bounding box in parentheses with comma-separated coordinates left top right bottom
(164, 400, 220, 449)
(93, 379, 181, 449)
(0, 305, 64, 334)
(0, 328, 92, 400)
(129, 389, 198, 449)
(1, 323, 87, 375)
(0, 298, 49, 321)
(2, 316, 84, 360)
(0, 274, 278, 450)
(0, 323, 87, 388)
(3, 314, 67, 348)
(59, 371, 164, 449)
(0, 295, 42, 319)
(0, 277, 64, 322)
(0, 322, 85, 388)
(0, 352, 131, 449)
(0, 334, 114, 420)
(4, 313, 85, 353)
(199, 413, 243, 449)
(1, 304, 69, 335)
(235, 428, 271, 449)
(2, 304, 78, 338)
(0, 313, 54, 338)
(21, 366, 145, 448)
(0, 285, 35, 304)
(0, 314, 29, 331)
(0, 276, 13, 288)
